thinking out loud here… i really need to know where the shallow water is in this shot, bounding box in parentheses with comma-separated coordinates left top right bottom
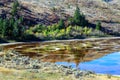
(1, 38, 120, 75)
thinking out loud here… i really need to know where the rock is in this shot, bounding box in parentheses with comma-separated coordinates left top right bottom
(82, 71, 94, 76)
(11, 50, 20, 56)
(43, 62, 51, 67)
(0, 52, 4, 56)
(0, 57, 4, 63)
(15, 59, 21, 65)
(64, 69, 73, 76)
(23, 59, 30, 64)
(61, 65, 69, 68)
(32, 64, 40, 69)
(21, 56, 30, 64)
(74, 71, 83, 78)
(72, 68, 78, 71)
(74, 72, 80, 78)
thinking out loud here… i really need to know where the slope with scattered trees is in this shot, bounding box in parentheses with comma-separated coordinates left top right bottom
(0, 0, 118, 42)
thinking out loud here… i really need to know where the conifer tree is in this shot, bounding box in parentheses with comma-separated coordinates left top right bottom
(0, 18, 3, 35)
(58, 19, 65, 29)
(69, 6, 88, 27)
(2, 19, 7, 38)
(96, 21, 101, 30)
(74, 6, 81, 26)
(11, 0, 19, 16)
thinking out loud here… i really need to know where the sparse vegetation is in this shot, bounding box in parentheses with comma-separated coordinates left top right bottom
(25, 6, 110, 40)
(0, 0, 117, 42)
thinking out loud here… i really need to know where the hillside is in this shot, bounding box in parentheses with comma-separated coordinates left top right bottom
(1, 0, 120, 31)
(0, 0, 120, 42)
(18, 0, 120, 33)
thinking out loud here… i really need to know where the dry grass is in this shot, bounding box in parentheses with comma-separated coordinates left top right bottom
(0, 67, 120, 80)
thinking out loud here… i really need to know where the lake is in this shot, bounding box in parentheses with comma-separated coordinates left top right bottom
(1, 38, 120, 75)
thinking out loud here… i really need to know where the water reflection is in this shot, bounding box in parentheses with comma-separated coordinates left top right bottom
(80, 52, 120, 75)
(1, 38, 120, 75)
(2, 38, 120, 64)
(56, 52, 120, 75)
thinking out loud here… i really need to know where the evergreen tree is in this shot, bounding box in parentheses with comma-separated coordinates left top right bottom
(80, 13, 88, 27)
(13, 21, 19, 37)
(73, 6, 81, 26)
(69, 6, 88, 27)
(2, 19, 7, 38)
(96, 21, 101, 30)
(11, 0, 19, 16)
(0, 18, 3, 35)
(58, 19, 65, 29)
(0, 0, 25, 39)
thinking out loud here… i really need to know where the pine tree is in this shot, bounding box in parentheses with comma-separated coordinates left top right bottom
(13, 21, 19, 37)
(73, 6, 81, 26)
(0, 18, 3, 35)
(2, 19, 7, 38)
(11, 0, 19, 16)
(71, 6, 88, 27)
(96, 21, 101, 30)
(58, 19, 65, 29)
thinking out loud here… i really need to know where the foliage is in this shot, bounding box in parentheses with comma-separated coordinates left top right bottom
(96, 21, 101, 30)
(69, 6, 88, 27)
(58, 19, 65, 29)
(83, 27, 92, 36)
(27, 24, 94, 40)
(11, 0, 19, 16)
(74, 6, 81, 25)
(0, 1, 25, 40)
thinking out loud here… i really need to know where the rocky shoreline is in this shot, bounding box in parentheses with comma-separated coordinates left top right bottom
(0, 50, 120, 80)
(0, 50, 95, 79)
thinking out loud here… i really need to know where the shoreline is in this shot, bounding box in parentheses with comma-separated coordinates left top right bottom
(1, 37, 120, 46)
(0, 51, 120, 80)
(0, 37, 120, 79)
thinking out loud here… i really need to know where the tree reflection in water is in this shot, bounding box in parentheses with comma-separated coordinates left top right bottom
(2, 38, 120, 67)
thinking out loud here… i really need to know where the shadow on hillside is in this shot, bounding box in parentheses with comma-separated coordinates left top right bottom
(88, 22, 120, 36)
(101, 20, 119, 24)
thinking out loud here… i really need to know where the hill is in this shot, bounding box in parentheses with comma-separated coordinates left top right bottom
(0, 0, 120, 41)
(18, 0, 120, 33)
